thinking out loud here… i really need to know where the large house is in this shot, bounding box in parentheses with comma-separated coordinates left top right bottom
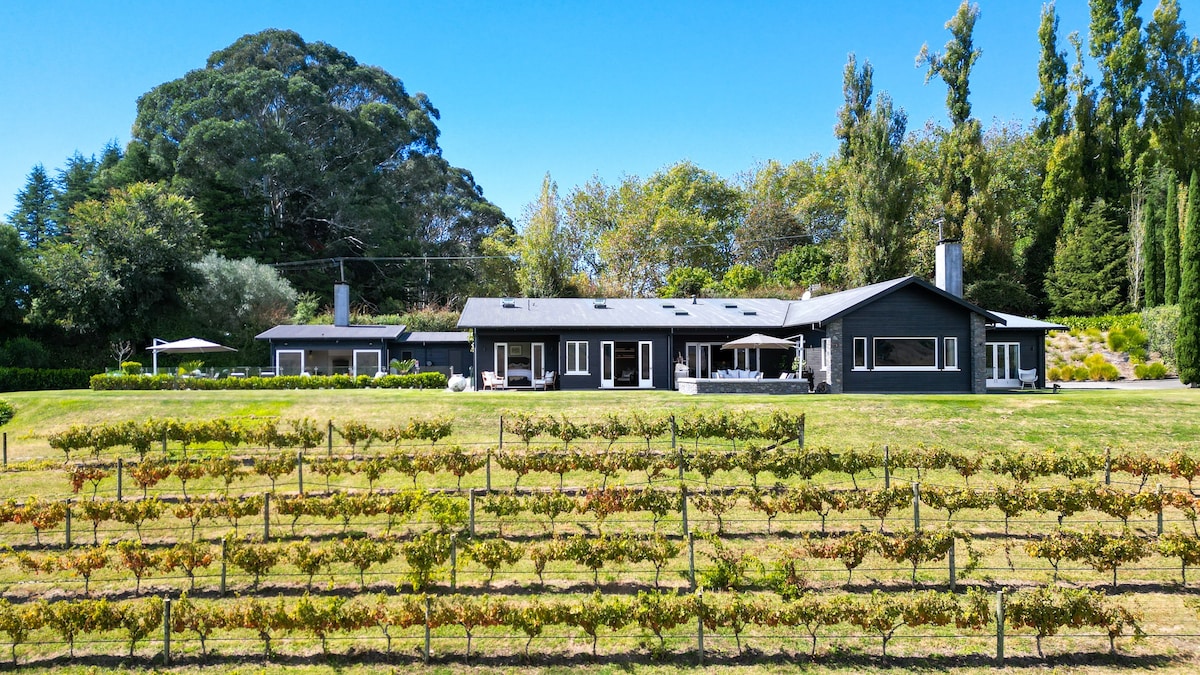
(456, 242, 1064, 394)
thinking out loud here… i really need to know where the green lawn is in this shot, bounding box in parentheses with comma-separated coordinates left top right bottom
(2, 387, 1198, 460)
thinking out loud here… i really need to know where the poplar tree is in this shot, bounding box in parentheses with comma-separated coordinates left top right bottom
(1033, 2, 1070, 144)
(1178, 170, 1200, 385)
(1145, 0, 1200, 179)
(838, 56, 915, 285)
(918, 2, 1009, 278)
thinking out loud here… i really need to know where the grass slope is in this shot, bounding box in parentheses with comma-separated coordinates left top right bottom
(2, 388, 1199, 460)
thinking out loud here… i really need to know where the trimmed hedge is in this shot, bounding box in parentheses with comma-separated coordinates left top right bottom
(0, 368, 96, 392)
(90, 372, 448, 391)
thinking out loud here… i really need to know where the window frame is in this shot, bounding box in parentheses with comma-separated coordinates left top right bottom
(565, 340, 589, 375)
(942, 337, 959, 371)
(871, 336, 939, 371)
(852, 337, 868, 370)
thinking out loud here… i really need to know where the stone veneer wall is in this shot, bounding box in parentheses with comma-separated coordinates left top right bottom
(971, 314, 987, 393)
(827, 318, 844, 394)
(677, 378, 810, 395)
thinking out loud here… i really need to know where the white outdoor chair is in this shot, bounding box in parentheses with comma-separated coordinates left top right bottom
(1018, 368, 1038, 389)
(534, 370, 556, 390)
(482, 371, 503, 390)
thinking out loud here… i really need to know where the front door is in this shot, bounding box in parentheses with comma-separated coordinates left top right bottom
(986, 342, 1021, 387)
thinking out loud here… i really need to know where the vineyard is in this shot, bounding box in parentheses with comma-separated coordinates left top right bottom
(0, 409, 1197, 669)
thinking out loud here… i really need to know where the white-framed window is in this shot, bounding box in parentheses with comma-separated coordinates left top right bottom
(853, 337, 867, 369)
(277, 349, 305, 376)
(565, 341, 589, 374)
(942, 337, 959, 370)
(821, 338, 831, 370)
(872, 337, 938, 370)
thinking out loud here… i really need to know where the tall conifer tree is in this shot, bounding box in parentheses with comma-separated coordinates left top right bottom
(1165, 173, 1182, 303)
(1143, 196, 1163, 307)
(1177, 170, 1200, 385)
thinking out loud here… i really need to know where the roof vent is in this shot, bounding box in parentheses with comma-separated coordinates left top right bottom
(743, 310, 757, 316)
(501, 297, 517, 308)
(675, 310, 689, 316)
(593, 298, 607, 309)
(724, 303, 738, 309)
(661, 302, 675, 308)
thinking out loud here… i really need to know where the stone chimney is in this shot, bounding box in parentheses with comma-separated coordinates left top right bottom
(334, 282, 350, 327)
(935, 239, 963, 298)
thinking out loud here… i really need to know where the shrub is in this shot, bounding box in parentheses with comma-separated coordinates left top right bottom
(1084, 354, 1120, 381)
(1058, 365, 1075, 381)
(1050, 313, 1141, 332)
(120, 362, 143, 375)
(1047, 367, 1062, 382)
(0, 400, 13, 426)
(0, 368, 96, 392)
(1142, 304, 1180, 367)
(1134, 362, 1168, 380)
(90, 372, 448, 391)
(1073, 367, 1090, 381)
(1108, 325, 1147, 360)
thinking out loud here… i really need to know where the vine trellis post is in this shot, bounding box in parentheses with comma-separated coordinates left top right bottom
(995, 589, 1006, 664)
(162, 597, 171, 666)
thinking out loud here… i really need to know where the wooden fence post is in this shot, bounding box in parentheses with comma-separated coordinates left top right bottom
(162, 597, 172, 665)
(468, 489, 476, 538)
(912, 482, 921, 531)
(116, 458, 124, 502)
(297, 451, 304, 495)
(327, 420, 334, 457)
(263, 492, 271, 541)
(798, 415, 805, 449)
(450, 538, 458, 591)
(1157, 483, 1165, 535)
(64, 506, 72, 549)
(995, 589, 1005, 664)
(1104, 447, 1111, 486)
(680, 486, 689, 540)
(423, 595, 432, 665)
(884, 445, 890, 489)
(219, 539, 228, 597)
(948, 536, 956, 592)
(670, 415, 677, 449)
(696, 587, 705, 666)
(688, 531, 696, 591)
(486, 450, 492, 493)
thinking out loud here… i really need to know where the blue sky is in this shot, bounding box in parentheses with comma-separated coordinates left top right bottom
(1, 1, 1192, 226)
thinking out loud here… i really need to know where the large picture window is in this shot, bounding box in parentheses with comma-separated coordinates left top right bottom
(873, 337, 937, 370)
(565, 341, 589, 374)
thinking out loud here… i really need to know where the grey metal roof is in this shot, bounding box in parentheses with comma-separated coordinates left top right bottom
(459, 276, 1007, 332)
(458, 297, 791, 329)
(400, 331, 471, 343)
(255, 325, 406, 340)
(987, 312, 1067, 331)
(782, 276, 1003, 327)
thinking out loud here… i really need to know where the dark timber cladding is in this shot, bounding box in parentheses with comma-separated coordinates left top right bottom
(458, 277, 1018, 393)
(838, 284, 974, 393)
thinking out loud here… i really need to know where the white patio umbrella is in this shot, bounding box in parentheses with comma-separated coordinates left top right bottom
(720, 333, 796, 350)
(147, 337, 237, 375)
